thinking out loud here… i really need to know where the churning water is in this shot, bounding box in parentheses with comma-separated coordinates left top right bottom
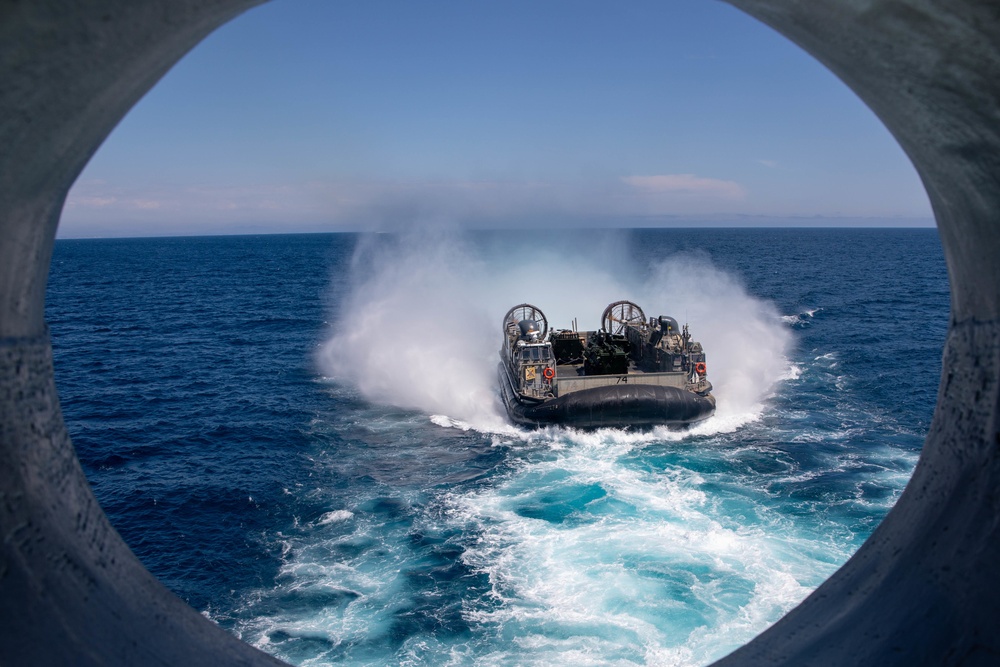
(49, 228, 947, 666)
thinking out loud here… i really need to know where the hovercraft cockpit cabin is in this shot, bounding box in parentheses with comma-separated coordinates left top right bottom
(498, 300, 716, 428)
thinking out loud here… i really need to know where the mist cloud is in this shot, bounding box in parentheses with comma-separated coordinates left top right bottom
(317, 230, 792, 432)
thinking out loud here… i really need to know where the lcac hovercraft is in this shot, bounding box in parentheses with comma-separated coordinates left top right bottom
(498, 300, 716, 429)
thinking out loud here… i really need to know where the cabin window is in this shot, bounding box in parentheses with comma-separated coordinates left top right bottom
(520, 346, 552, 363)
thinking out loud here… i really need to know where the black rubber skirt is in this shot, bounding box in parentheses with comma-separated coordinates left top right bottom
(499, 364, 716, 429)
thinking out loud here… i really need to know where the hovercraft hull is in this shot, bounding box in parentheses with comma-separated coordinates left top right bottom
(499, 363, 715, 429)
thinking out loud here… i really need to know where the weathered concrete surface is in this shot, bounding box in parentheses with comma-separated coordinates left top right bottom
(0, 0, 998, 665)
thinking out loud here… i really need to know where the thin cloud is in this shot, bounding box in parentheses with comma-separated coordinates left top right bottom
(67, 196, 118, 208)
(622, 174, 746, 199)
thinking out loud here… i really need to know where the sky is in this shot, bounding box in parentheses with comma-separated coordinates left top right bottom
(60, 0, 935, 238)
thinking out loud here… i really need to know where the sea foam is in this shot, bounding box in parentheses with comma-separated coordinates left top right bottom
(317, 230, 793, 435)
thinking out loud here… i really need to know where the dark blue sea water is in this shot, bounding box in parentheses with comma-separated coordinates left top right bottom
(47, 228, 948, 666)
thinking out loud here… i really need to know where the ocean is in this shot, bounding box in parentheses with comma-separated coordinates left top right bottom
(47, 227, 948, 666)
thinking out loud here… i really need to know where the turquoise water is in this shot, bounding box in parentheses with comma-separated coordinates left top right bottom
(48, 228, 947, 665)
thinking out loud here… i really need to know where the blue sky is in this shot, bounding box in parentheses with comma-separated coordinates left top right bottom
(61, 0, 934, 237)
